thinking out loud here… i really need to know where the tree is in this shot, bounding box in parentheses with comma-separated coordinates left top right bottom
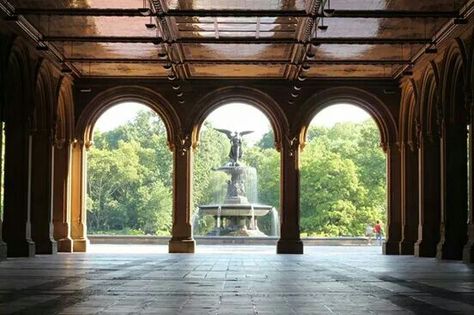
(87, 109, 173, 235)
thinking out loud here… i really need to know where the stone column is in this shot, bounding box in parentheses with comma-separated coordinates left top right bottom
(70, 140, 89, 252)
(2, 120, 35, 257)
(0, 221, 5, 259)
(277, 135, 303, 254)
(0, 122, 6, 259)
(169, 134, 195, 253)
(53, 142, 73, 252)
(383, 142, 402, 255)
(437, 123, 468, 260)
(464, 100, 474, 263)
(30, 129, 57, 254)
(399, 142, 419, 255)
(415, 134, 441, 257)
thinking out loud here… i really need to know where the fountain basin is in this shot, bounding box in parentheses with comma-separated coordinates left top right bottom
(199, 204, 272, 217)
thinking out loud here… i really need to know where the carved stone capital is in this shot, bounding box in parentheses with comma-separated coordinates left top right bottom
(284, 135, 300, 157)
(71, 138, 91, 150)
(174, 133, 192, 156)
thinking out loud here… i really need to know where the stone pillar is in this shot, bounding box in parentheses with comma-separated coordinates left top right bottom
(53, 142, 73, 252)
(0, 221, 5, 259)
(399, 142, 419, 255)
(2, 120, 35, 257)
(383, 142, 402, 255)
(437, 123, 468, 260)
(277, 135, 303, 254)
(30, 129, 57, 254)
(70, 140, 89, 252)
(464, 101, 474, 263)
(415, 134, 441, 257)
(0, 122, 6, 260)
(169, 134, 195, 253)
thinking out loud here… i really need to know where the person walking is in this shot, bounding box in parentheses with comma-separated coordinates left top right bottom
(373, 221, 383, 245)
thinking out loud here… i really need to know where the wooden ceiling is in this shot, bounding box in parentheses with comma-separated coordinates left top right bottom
(1, 0, 472, 79)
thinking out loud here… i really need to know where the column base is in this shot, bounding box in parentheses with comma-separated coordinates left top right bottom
(414, 240, 437, 257)
(463, 241, 474, 263)
(463, 224, 474, 263)
(383, 240, 400, 255)
(399, 239, 415, 255)
(35, 239, 58, 255)
(72, 238, 90, 252)
(169, 238, 195, 253)
(0, 241, 7, 260)
(6, 240, 35, 257)
(436, 240, 463, 260)
(277, 239, 303, 254)
(57, 238, 74, 252)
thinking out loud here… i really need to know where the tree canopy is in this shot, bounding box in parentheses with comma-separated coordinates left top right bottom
(87, 108, 386, 237)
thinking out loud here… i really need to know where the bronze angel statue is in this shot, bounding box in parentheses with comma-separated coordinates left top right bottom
(215, 129, 254, 166)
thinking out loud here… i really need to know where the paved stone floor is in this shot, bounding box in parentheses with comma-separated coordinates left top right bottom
(0, 245, 473, 314)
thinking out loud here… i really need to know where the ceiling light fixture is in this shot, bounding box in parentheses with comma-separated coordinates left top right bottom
(145, 15, 156, 29)
(323, 0, 335, 17)
(318, 17, 328, 31)
(297, 75, 307, 82)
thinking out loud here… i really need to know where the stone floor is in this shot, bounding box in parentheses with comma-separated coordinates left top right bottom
(0, 245, 473, 315)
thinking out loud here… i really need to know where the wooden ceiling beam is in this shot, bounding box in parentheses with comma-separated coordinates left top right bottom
(65, 57, 412, 65)
(45, 36, 432, 45)
(14, 8, 459, 19)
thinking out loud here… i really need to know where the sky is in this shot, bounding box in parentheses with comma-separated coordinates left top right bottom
(95, 102, 372, 143)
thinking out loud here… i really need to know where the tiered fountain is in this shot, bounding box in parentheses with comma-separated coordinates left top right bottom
(193, 129, 279, 237)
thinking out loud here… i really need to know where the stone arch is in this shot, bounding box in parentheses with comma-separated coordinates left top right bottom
(32, 59, 56, 133)
(420, 62, 441, 138)
(442, 39, 469, 124)
(399, 79, 419, 149)
(191, 86, 288, 151)
(76, 86, 179, 148)
(54, 76, 75, 147)
(5, 38, 33, 120)
(297, 87, 398, 151)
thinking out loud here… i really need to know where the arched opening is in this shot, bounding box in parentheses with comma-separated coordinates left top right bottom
(86, 102, 173, 238)
(192, 102, 281, 243)
(300, 103, 387, 247)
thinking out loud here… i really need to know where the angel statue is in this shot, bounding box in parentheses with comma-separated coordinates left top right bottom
(215, 129, 254, 166)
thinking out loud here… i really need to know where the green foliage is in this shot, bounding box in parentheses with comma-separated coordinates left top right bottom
(300, 120, 386, 236)
(87, 108, 386, 238)
(87, 110, 172, 236)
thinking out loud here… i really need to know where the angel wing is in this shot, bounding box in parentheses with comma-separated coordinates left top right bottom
(238, 130, 254, 137)
(215, 128, 234, 139)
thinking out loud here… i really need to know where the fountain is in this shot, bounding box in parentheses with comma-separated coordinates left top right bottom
(193, 129, 279, 237)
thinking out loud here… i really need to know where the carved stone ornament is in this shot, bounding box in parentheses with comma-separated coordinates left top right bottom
(176, 133, 192, 156)
(285, 135, 300, 157)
